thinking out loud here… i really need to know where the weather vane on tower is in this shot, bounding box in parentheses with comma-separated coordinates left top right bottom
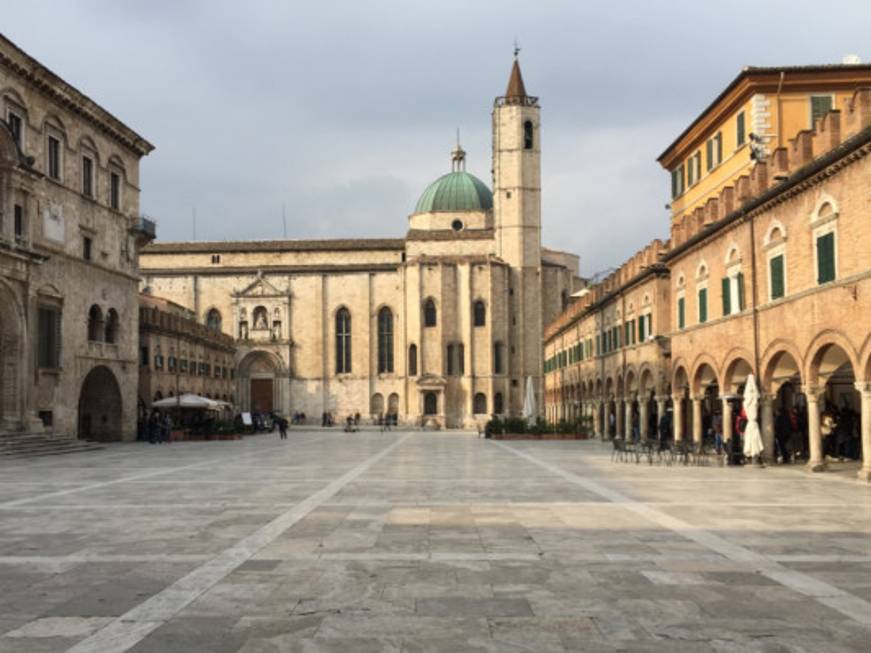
(513, 37, 521, 59)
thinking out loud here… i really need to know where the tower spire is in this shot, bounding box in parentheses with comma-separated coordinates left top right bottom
(451, 128, 466, 172)
(505, 55, 527, 99)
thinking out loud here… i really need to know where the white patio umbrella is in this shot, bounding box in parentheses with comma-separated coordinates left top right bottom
(522, 376, 537, 426)
(152, 393, 229, 411)
(742, 374, 764, 459)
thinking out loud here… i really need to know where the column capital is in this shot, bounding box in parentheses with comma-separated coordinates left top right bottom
(671, 393, 684, 402)
(690, 395, 704, 402)
(803, 385, 822, 400)
(854, 381, 871, 394)
(655, 395, 668, 403)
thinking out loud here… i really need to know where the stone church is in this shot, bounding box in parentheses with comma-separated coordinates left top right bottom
(140, 59, 582, 427)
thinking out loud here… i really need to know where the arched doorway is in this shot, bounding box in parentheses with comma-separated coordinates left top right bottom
(0, 282, 24, 430)
(811, 342, 860, 466)
(238, 350, 282, 413)
(692, 362, 718, 446)
(424, 392, 438, 415)
(763, 348, 805, 462)
(78, 366, 122, 441)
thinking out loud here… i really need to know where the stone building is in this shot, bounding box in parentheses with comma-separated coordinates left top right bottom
(138, 293, 236, 414)
(141, 58, 582, 427)
(0, 35, 154, 442)
(545, 68, 871, 482)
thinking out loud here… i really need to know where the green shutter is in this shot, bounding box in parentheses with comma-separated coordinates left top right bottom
(716, 132, 722, 165)
(698, 288, 708, 323)
(770, 255, 784, 299)
(811, 96, 833, 127)
(631, 319, 637, 344)
(706, 139, 713, 172)
(736, 272, 745, 310)
(624, 322, 630, 347)
(678, 298, 685, 329)
(721, 277, 731, 316)
(737, 112, 746, 146)
(817, 233, 835, 283)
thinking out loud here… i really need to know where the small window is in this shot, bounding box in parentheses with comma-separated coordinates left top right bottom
(104, 308, 119, 344)
(37, 306, 61, 369)
(494, 392, 504, 414)
(206, 308, 222, 332)
(47, 135, 61, 180)
(377, 307, 394, 374)
(678, 296, 686, 330)
(473, 393, 487, 414)
(736, 111, 746, 147)
(408, 343, 418, 376)
(110, 171, 121, 210)
(770, 254, 785, 299)
(423, 298, 437, 327)
(523, 120, 534, 149)
(493, 341, 505, 374)
(810, 95, 833, 128)
(7, 111, 23, 148)
(210, 254, 221, 264)
(424, 392, 438, 415)
(83, 236, 92, 261)
(140, 346, 149, 367)
(87, 304, 103, 341)
(335, 307, 351, 374)
(816, 232, 836, 284)
(473, 300, 486, 327)
(81, 155, 94, 197)
(446, 344, 455, 376)
(698, 288, 708, 324)
(13, 204, 24, 239)
(451, 219, 464, 231)
(671, 165, 684, 199)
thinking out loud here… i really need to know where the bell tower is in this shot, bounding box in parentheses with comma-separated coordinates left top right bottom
(492, 54, 542, 413)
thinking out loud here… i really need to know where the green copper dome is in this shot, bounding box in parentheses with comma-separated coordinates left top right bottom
(414, 170, 493, 214)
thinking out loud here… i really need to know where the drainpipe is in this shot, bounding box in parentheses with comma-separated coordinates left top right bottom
(776, 71, 785, 148)
(748, 209, 761, 379)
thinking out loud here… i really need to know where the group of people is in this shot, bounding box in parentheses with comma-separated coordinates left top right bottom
(144, 409, 174, 444)
(819, 404, 861, 462)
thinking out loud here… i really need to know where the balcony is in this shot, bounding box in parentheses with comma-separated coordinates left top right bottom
(131, 215, 157, 244)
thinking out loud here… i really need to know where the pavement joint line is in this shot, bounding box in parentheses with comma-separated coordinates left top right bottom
(491, 439, 871, 629)
(64, 433, 411, 653)
(0, 434, 329, 509)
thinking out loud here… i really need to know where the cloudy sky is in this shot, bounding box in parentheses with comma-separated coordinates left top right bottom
(5, 1, 869, 275)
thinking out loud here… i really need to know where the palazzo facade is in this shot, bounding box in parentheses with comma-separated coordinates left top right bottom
(141, 60, 582, 428)
(0, 35, 153, 443)
(545, 64, 871, 481)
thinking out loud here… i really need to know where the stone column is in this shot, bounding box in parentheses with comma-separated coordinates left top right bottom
(673, 394, 684, 442)
(592, 401, 600, 437)
(805, 386, 826, 472)
(761, 394, 775, 463)
(722, 398, 733, 444)
(624, 398, 633, 441)
(691, 396, 702, 444)
(856, 382, 871, 482)
(640, 399, 649, 441)
(616, 398, 624, 439)
(656, 395, 667, 436)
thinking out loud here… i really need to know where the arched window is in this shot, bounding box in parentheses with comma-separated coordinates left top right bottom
(473, 393, 487, 414)
(423, 298, 437, 327)
(493, 341, 505, 374)
(424, 392, 438, 415)
(206, 308, 222, 332)
(104, 308, 119, 344)
(87, 305, 103, 341)
(252, 306, 268, 330)
(377, 307, 394, 373)
(388, 393, 399, 417)
(473, 300, 486, 327)
(408, 344, 418, 376)
(494, 392, 504, 414)
(524, 120, 534, 150)
(561, 289, 569, 311)
(335, 308, 351, 374)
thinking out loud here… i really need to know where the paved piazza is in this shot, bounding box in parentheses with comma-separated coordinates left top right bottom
(1, 433, 871, 652)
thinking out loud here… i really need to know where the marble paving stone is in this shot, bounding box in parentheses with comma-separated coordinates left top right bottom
(1, 433, 871, 651)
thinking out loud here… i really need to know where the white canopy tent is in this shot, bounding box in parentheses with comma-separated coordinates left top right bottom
(522, 376, 537, 426)
(742, 374, 765, 459)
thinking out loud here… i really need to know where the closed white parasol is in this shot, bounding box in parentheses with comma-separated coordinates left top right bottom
(742, 374, 764, 458)
(522, 376, 537, 426)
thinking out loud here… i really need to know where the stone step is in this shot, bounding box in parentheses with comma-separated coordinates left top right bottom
(0, 433, 105, 458)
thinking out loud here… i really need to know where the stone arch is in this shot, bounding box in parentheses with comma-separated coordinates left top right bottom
(861, 333, 871, 383)
(388, 393, 399, 416)
(473, 392, 487, 414)
(722, 354, 754, 395)
(690, 354, 719, 396)
(761, 339, 804, 393)
(671, 359, 690, 392)
(370, 393, 384, 416)
(724, 243, 741, 265)
(804, 330, 860, 387)
(205, 307, 222, 332)
(104, 308, 119, 344)
(764, 219, 787, 246)
(639, 365, 656, 397)
(78, 365, 122, 441)
(238, 350, 284, 413)
(695, 260, 709, 280)
(809, 192, 839, 222)
(624, 367, 638, 395)
(87, 304, 104, 342)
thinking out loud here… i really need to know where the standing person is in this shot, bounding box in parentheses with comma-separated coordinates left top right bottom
(774, 407, 791, 463)
(161, 412, 173, 444)
(658, 411, 671, 451)
(278, 416, 288, 440)
(821, 407, 836, 460)
(148, 410, 159, 445)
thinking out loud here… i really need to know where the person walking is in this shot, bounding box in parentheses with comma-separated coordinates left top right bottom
(278, 416, 288, 440)
(774, 407, 791, 463)
(162, 413, 173, 444)
(148, 410, 159, 445)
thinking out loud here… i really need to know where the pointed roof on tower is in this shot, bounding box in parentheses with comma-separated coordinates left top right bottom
(505, 58, 527, 99)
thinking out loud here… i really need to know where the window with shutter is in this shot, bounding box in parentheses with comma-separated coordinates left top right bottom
(770, 255, 785, 299)
(736, 272, 745, 310)
(716, 132, 722, 165)
(816, 232, 835, 283)
(706, 139, 713, 171)
(721, 277, 731, 316)
(624, 322, 630, 346)
(810, 95, 833, 127)
(678, 297, 685, 329)
(37, 306, 61, 369)
(736, 112, 746, 146)
(698, 288, 708, 323)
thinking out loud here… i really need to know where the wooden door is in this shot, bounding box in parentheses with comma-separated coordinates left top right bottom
(250, 379, 273, 412)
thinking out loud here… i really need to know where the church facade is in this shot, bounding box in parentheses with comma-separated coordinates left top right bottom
(140, 60, 582, 428)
